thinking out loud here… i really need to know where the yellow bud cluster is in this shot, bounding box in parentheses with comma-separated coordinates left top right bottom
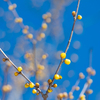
(69, 95, 74, 99)
(26, 34, 33, 39)
(79, 95, 86, 100)
(86, 89, 93, 94)
(24, 52, 31, 59)
(22, 26, 29, 34)
(63, 92, 68, 98)
(8, 4, 17, 10)
(90, 69, 96, 76)
(75, 86, 80, 91)
(37, 64, 45, 70)
(86, 67, 96, 76)
(42, 12, 51, 20)
(68, 92, 74, 99)
(54, 74, 62, 80)
(57, 93, 63, 99)
(42, 54, 47, 59)
(79, 72, 85, 79)
(42, 14, 48, 20)
(57, 92, 68, 99)
(2, 85, 12, 93)
(42, 23, 47, 30)
(15, 18, 23, 23)
(87, 79, 93, 85)
(40, 33, 45, 38)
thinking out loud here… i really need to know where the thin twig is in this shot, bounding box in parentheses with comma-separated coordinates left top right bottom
(78, 49, 93, 99)
(0, 48, 43, 96)
(70, 78, 80, 93)
(79, 83, 88, 97)
(45, 0, 81, 97)
(86, 49, 93, 100)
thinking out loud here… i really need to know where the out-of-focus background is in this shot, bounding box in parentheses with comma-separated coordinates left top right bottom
(0, 0, 100, 100)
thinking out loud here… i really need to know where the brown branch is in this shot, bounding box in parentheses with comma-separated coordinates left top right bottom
(45, 0, 81, 98)
(0, 48, 43, 96)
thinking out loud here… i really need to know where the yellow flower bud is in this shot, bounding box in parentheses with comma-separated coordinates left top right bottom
(40, 33, 45, 38)
(42, 23, 47, 30)
(60, 53, 66, 59)
(46, 18, 51, 23)
(57, 93, 63, 99)
(48, 89, 53, 93)
(69, 95, 74, 99)
(59, 75, 62, 79)
(64, 59, 71, 65)
(86, 89, 93, 94)
(79, 72, 85, 79)
(32, 89, 37, 94)
(79, 95, 85, 99)
(22, 29, 28, 34)
(63, 92, 68, 98)
(25, 83, 29, 88)
(42, 14, 48, 19)
(17, 66, 22, 72)
(48, 79, 52, 84)
(75, 86, 80, 91)
(42, 54, 47, 59)
(8, 5, 14, 10)
(35, 83, 40, 88)
(87, 79, 93, 85)
(77, 15, 82, 20)
(29, 82, 35, 88)
(2, 58, 8, 62)
(54, 74, 60, 80)
(53, 84, 57, 88)
(72, 11, 76, 16)
(14, 72, 19, 76)
(15, 18, 23, 23)
(26, 34, 33, 39)
(36, 93, 39, 95)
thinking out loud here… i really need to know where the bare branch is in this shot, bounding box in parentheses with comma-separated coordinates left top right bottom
(45, 0, 81, 97)
(0, 48, 43, 95)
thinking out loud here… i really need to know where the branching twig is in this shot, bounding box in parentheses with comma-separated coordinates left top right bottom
(45, 0, 81, 98)
(0, 48, 43, 96)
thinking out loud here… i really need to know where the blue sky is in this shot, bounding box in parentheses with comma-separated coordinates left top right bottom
(0, 0, 100, 100)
